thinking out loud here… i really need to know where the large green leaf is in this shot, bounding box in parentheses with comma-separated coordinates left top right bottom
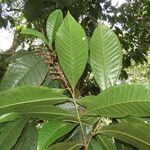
(0, 54, 48, 91)
(0, 86, 68, 115)
(21, 28, 49, 45)
(99, 123, 150, 150)
(12, 122, 38, 150)
(20, 105, 75, 120)
(38, 120, 75, 150)
(46, 9, 63, 46)
(0, 117, 28, 150)
(55, 12, 88, 89)
(80, 84, 150, 118)
(97, 135, 117, 150)
(90, 24, 122, 90)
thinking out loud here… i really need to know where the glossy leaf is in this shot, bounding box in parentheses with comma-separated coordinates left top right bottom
(80, 84, 150, 118)
(21, 28, 49, 45)
(97, 135, 117, 150)
(38, 120, 75, 150)
(0, 117, 28, 150)
(12, 122, 38, 150)
(46, 9, 63, 46)
(0, 54, 48, 91)
(99, 123, 150, 150)
(90, 24, 122, 90)
(55, 12, 88, 89)
(0, 86, 68, 115)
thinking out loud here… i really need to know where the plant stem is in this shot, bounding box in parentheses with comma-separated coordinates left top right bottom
(71, 90, 87, 150)
(86, 118, 101, 148)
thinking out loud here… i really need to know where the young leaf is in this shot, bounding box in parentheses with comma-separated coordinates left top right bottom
(21, 28, 49, 45)
(46, 9, 63, 46)
(99, 123, 150, 150)
(38, 120, 75, 150)
(80, 83, 150, 118)
(0, 117, 28, 150)
(0, 54, 48, 91)
(0, 86, 68, 115)
(90, 24, 122, 90)
(12, 122, 38, 150)
(97, 135, 117, 150)
(55, 12, 88, 89)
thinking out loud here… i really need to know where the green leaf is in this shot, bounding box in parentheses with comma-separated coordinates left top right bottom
(21, 28, 49, 45)
(97, 135, 117, 150)
(0, 112, 20, 123)
(0, 54, 48, 91)
(12, 122, 38, 150)
(88, 139, 103, 150)
(90, 24, 122, 90)
(115, 141, 138, 150)
(0, 117, 28, 150)
(55, 12, 88, 89)
(46, 9, 63, 46)
(48, 142, 81, 150)
(0, 86, 68, 115)
(38, 120, 75, 150)
(80, 83, 150, 118)
(99, 123, 150, 150)
(20, 105, 74, 120)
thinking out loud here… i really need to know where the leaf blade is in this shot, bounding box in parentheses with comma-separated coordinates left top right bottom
(12, 122, 38, 150)
(0, 117, 28, 150)
(0, 86, 68, 115)
(46, 9, 63, 46)
(99, 123, 150, 150)
(90, 24, 122, 90)
(80, 83, 150, 118)
(38, 120, 75, 150)
(21, 28, 49, 45)
(55, 12, 88, 89)
(0, 54, 48, 91)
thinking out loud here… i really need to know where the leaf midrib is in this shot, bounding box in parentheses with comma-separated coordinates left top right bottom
(82, 100, 150, 115)
(0, 97, 67, 110)
(100, 129, 150, 147)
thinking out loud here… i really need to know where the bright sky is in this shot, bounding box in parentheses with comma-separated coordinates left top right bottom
(0, 0, 126, 52)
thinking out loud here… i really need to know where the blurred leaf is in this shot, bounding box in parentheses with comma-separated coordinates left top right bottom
(21, 29, 49, 45)
(0, 54, 48, 91)
(46, 9, 63, 46)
